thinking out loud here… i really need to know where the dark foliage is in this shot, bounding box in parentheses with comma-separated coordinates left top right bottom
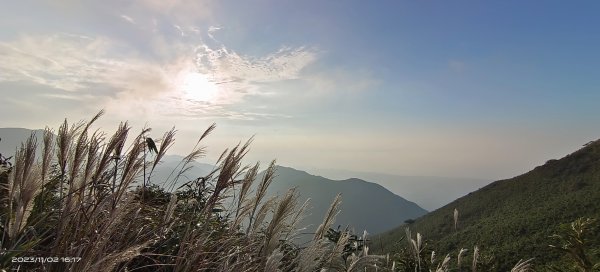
(375, 139, 600, 270)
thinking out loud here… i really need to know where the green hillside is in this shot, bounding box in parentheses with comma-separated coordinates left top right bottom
(375, 140, 600, 270)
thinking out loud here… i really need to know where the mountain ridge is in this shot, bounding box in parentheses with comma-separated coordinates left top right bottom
(261, 165, 427, 236)
(0, 127, 427, 237)
(309, 168, 490, 210)
(374, 138, 600, 270)
(1, 127, 487, 210)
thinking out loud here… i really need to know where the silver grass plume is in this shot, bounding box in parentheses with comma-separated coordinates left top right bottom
(314, 193, 342, 240)
(472, 246, 479, 272)
(454, 208, 459, 231)
(511, 258, 534, 272)
(457, 248, 468, 267)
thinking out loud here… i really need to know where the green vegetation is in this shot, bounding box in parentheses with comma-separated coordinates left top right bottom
(1, 112, 600, 271)
(0, 112, 387, 271)
(375, 140, 600, 271)
(547, 217, 600, 271)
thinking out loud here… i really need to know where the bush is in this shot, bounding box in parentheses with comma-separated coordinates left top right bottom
(0, 112, 385, 271)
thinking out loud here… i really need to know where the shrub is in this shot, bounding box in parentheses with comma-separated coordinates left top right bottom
(0, 112, 386, 271)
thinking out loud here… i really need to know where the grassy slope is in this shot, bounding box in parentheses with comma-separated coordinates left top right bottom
(374, 139, 600, 270)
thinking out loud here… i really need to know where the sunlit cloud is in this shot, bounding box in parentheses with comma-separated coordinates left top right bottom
(0, 33, 171, 96)
(2, 0, 596, 181)
(195, 45, 317, 82)
(0, 1, 361, 123)
(192, 44, 318, 103)
(0, 34, 111, 92)
(0, 32, 318, 121)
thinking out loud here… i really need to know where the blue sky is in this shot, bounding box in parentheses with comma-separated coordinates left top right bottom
(1, 0, 599, 179)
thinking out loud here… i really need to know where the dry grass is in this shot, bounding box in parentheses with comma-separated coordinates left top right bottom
(4, 112, 587, 271)
(0, 113, 388, 271)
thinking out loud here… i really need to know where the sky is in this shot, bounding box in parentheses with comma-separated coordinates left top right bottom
(1, 0, 600, 180)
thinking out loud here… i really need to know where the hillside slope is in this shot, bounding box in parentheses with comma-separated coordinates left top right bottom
(147, 155, 215, 189)
(261, 166, 428, 237)
(312, 168, 490, 211)
(0, 128, 45, 156)
(1, 128, 427, 237)
(375, 140, 600, 270)
(0, 128, 214, 186)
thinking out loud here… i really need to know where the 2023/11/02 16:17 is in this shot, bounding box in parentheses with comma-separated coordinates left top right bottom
(12, 257, 82, 263)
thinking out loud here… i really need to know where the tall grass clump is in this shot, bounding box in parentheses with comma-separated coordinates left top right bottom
(548, 218, 600, 272)
(379, 208, 598, 271)
(385, 228, 535, 272)
(379, 208, 535, 271)
(0, 112, 386, 271)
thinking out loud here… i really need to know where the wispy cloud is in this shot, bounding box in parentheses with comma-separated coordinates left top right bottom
(0, 34, 119, 92)
(0, 32, 318, 121)
(207, 26, 221, 40)
(120, 14, 135, 24)
(193, 44, 318, 103)
(0, 33, 170, 96)
(196, 45, 317, 82)
(0, 1, 362, 123)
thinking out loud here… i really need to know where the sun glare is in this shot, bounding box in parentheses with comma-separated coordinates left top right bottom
(178, 71, 219, 103)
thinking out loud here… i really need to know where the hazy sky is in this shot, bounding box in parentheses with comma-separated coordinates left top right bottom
(1, 1, 599, 180)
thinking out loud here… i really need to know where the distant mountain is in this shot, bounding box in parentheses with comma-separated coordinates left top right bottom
(310, 168, 490, 211)
(0, 128, 214, 189)
(146, 155, 216, 189)
(150, 163, 428, 237)
(0, 127, 45, 156)
(375, 139, 600, 270)
(258, 166, 428, 238)
(1, 128, 427, 238)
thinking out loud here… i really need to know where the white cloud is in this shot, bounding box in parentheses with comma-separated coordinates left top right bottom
(0, 34, 170, 96)
(195, 45, 317, 82)
(173, 25, 185, 36)
(0, 33, 319, 121)
(207, 26, 221, 40)
(120, 14, 135, 24)
(193, 44, 318, 103)
(0, 34, 115, 91)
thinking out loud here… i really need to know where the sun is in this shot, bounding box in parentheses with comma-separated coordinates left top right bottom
(177, 71, 219, 103)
